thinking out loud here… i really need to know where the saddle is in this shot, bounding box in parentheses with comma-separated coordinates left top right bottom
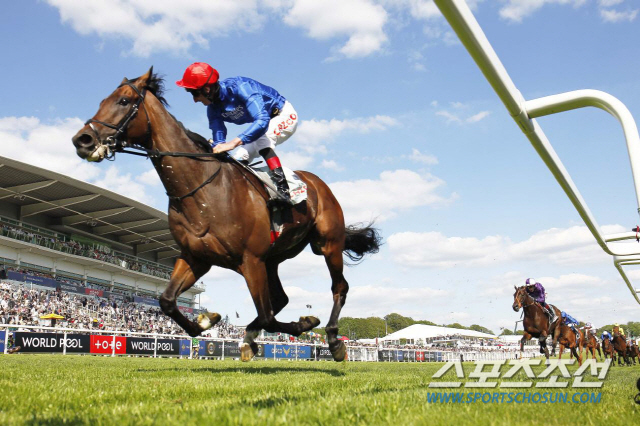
(232, 158, 308, 244)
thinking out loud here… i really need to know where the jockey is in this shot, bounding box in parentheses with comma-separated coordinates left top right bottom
(584, 322, 596, 336)
(524, 278, 556, 322)
(176, 62, 299, 202)
(561, 311, 579, 334)
(601, 330, 611, 342)
(613, 323, 625, 338)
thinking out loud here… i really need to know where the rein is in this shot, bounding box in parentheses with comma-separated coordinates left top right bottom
(84, 80, 228, 203)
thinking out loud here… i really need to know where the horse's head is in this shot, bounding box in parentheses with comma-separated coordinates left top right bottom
(72, 67, 163, 162)
(512, 285, 527, 312)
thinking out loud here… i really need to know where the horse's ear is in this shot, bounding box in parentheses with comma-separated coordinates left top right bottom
(120, 77, 128, 85)
(514, 285, 517, 290)
(135, 66, 153, 88)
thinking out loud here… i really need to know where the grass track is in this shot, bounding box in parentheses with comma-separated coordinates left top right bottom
(0, 355, 638, 425)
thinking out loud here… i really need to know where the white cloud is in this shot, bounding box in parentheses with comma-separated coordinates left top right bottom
(600, 8, 638, 22)
(407, 148, 438, 165)
(388, 224, 626, 269)
(138, 168, 161, 186)
(320, 159, 345, 171)
(329, 169, 457, 223)
(499, 0, 587, 23)
(284, 0, 389, 59)
(0, 115, 161, 207)
(0, 116, 100, 182)
(599, 0, 624, 6)
(436, 109, 491, 125)
(466, 111, 491, 123)
(296, 115, 399, 152)
(46, 0, 265, 57)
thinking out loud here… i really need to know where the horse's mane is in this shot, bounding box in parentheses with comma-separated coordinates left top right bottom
(137, 73, 213, 153)
(143, 73, 169, 107)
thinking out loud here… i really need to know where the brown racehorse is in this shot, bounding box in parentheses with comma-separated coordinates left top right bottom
(512, 286, 561, 361)
(602, 338, 616, 363)
(579, 329, 601, 361)
(71, 68, 381, 362)
(627, 342, 639, 365)
(556, 323, 583, 366)
(611, 332, 630, 366)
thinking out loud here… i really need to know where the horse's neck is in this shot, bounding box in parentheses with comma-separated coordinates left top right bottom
(146, 98, 226, 198)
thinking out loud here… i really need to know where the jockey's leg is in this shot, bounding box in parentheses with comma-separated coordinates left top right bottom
(259, 148, 291, 201)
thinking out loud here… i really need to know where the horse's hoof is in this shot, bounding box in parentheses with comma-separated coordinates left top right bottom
(241, 343, 255, 362)
(330, 341, 347, 362)
(300, 316, 321, 330)
(197, 312, 221, 331)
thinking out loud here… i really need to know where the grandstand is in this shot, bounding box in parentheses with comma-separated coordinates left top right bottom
(0, 155, 204, 311)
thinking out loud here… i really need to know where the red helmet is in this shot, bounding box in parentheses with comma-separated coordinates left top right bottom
(176, 62, 219, 89)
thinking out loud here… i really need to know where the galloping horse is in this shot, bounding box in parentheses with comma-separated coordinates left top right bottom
(512, 286, 561, 360)
(71, 68, 381, 362)
(556, 324, 583, 366)
(579, 329, 601, 361)
(602, 338, 616, 362)
(626, 342, 639, 365)
(611, 333, 630, 366)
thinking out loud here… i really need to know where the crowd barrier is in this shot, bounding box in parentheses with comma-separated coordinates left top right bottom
(0, 325, 539, 361)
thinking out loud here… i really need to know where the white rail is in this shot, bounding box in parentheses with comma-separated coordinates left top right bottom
(434, 0, 640, 304)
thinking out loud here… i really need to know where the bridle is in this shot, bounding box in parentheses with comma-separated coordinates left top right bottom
(83, 79, 228, 203)
(514, 288, 535, 310)
(84, 81, 152, 159)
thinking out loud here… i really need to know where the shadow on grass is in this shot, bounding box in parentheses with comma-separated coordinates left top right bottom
(136, 365, 347, 377)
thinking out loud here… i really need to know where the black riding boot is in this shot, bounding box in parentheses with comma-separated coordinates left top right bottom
(269, 167, 291, 202)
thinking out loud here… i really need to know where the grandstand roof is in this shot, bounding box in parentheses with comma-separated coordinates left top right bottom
(381, 324, 497, 341)
(0, 155, 179, 260)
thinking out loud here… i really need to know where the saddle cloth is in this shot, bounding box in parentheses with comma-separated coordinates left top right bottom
(235, 160, 308, 244)
(250, 166, 308, 205)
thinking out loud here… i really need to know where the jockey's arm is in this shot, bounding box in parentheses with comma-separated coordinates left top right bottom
(212, 137, 243, 154)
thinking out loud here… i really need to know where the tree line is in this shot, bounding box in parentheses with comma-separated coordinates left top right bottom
(312, 313, 495, 340)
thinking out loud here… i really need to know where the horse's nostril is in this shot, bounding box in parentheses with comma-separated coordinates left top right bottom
(73, 133, 94, 148)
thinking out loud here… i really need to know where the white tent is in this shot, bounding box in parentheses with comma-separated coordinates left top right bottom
(380, 324, 496, 342)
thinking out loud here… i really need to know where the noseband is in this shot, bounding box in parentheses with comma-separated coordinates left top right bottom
(84, 81, 152, 158)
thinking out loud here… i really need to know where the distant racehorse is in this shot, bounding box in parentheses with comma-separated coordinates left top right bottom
(602, 338, 616, 363)
(557, 324, 583, 366)
(611, 333, 630, 366)
(625, 342, 639, 365)
(512, 286, 561, 361)
(579, 329, 601, 361)
(71, 68, 381, 362)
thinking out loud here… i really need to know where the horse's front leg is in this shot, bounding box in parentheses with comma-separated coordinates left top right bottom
(159, 257, 216, 337)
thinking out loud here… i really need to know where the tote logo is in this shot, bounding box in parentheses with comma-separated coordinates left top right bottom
(428, 359, 611, 389)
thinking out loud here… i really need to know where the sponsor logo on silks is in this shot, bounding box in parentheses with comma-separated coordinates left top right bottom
(427, 359, 611, 389)
(221, 106, 245, 120)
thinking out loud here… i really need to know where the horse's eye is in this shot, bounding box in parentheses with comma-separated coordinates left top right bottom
(118, 98, 130, 106)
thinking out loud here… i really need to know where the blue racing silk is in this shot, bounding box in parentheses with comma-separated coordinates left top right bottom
(207, 76, 286, 145)
(561, 312, 578, 325)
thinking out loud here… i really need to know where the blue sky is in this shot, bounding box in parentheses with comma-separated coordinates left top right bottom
(2, 0, 640, 334)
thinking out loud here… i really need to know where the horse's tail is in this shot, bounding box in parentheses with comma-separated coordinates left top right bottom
(343, 222, 382, 264)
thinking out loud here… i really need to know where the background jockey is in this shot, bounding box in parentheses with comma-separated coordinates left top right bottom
(584, 322, 596, 336)
(601, 330, 611, 342)
(560, 312, 580, 335)
(613, 323, 625, 338)
(524, 278, 556, 322)
(176, 62, 299, 202)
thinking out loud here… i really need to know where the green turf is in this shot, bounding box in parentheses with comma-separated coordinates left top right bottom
(0, 355, 638, 425)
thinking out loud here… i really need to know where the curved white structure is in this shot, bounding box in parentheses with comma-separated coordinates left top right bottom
(434, 0, 640, 304)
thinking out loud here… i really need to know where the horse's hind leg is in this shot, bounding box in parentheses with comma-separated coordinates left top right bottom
(242, 261, 320, 359)
(159, 257, 216, 337)
(241, 257, 320, 361)
(320, 240, 349, 362)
